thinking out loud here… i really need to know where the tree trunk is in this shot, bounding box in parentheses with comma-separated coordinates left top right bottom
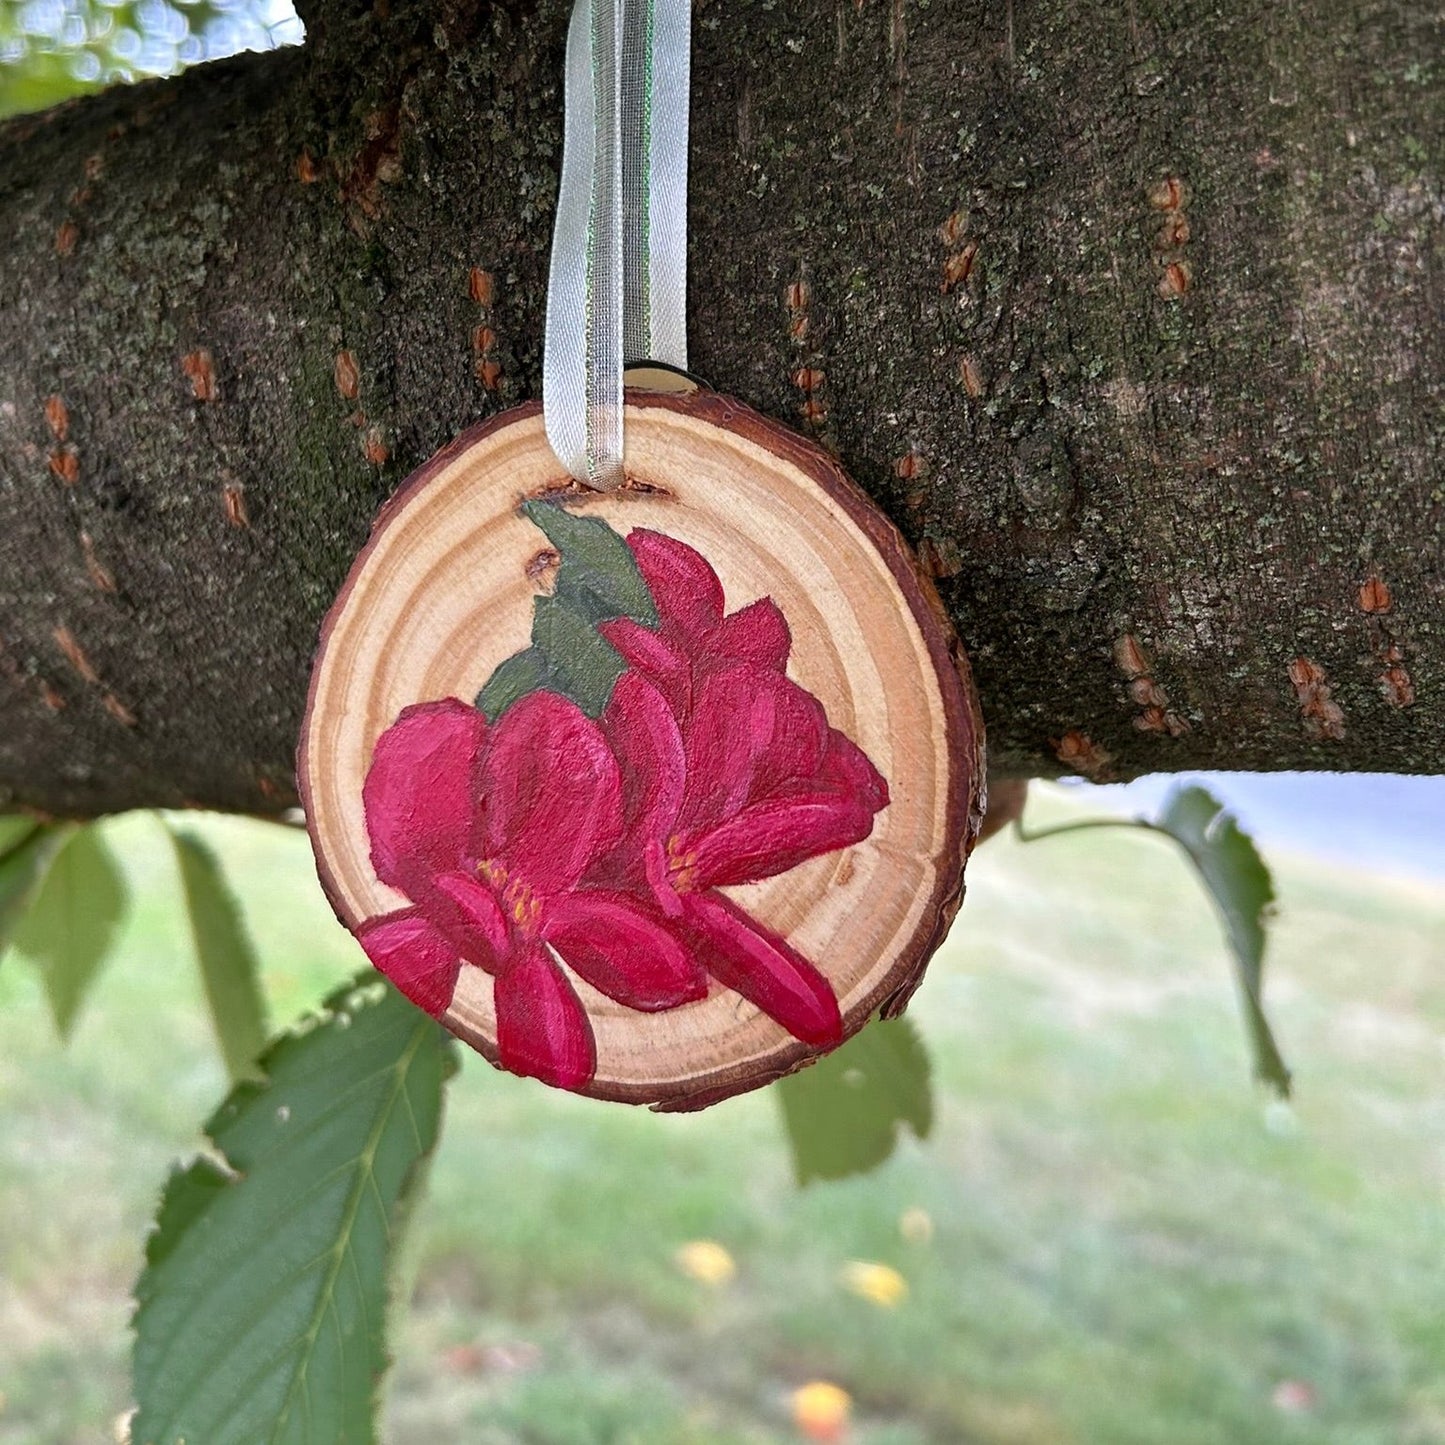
(0, 0, 1440, 817)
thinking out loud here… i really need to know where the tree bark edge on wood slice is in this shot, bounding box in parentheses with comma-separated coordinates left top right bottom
(297, 388, 986, 1109)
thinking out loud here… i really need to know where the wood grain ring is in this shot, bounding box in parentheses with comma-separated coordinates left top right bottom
(298, 390, 985, 1110)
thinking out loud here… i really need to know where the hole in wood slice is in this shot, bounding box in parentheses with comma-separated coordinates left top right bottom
(298, 390, 984, 1109)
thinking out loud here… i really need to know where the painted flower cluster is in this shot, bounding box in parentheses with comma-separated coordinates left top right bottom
(357, 520, 888, 1091)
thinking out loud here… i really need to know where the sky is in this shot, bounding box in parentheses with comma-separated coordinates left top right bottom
(1059, 772, 1445, 884)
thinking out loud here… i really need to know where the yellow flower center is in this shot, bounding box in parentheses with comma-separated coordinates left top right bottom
(478, 858, 541, 932)
(665, 834, 700, 894)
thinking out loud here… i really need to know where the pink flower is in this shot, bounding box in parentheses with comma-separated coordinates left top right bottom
(598, 529, 793, 712)
(356, 526, 891, 1091)
(594, 532, 890, 1047)
(357, 692, 706, 1090)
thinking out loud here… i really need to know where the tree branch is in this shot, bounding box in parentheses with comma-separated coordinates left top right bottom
(0, 0, 1441, 816)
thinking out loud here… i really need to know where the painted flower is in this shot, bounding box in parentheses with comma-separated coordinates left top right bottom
(356, 691, 706, 1089)
(598, 528, 793, 711)
(593, 531, 890, 1047)
(356, 520, 890, 1093)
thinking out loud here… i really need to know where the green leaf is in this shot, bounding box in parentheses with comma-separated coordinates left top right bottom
(476, 504, 659, 720)
(132, 975, 458, 1445)
(531, 592, 629, 717)
(1155, 785, 1290, 1096)
(10, 825, 127, 1038)
(521, 498, 659, 627)
(169, 826, 271, 1083)
(0, 820, 69, 957)
(777, 1018, 933, 1185)
(476, 646, 555, 721)
(0, 814, 41, 859)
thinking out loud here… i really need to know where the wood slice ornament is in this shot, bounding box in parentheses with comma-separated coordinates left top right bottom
(299, 387, 984, 1109)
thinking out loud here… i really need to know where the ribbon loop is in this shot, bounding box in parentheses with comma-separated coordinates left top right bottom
(544, 0, 690, 491)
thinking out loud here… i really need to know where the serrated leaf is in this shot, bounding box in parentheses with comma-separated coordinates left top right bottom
(777, 1018, 933, 1185)
(521, 498, 658, 627)
(1155, 785, 1290, 1096)
(169, 826, 270, 1082)
(0, 819, 69, 957)
(145, 1157, 233, 1276)
(132, 976, 458, 1445)
(476, 646, 555, 721)
(10, 824, 127, 1038)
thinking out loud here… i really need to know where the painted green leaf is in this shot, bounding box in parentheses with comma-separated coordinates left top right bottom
(0, 820, 69, 958)
(531, 592, 628, 717)
(1156, 785, 1290, 1096)
(477, 646, 554, 721)
(169, 826, 270, 1082)
(132, 976, 458, 1445)
(521, 498, 659, 627)
(777, 1018, 933, 1185)
(477, 503, 660, 720)
(478, 604, 625, 720)
(10, 824, 127, 1038)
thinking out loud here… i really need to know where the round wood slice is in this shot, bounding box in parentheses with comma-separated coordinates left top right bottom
(298, 389, 984, 1109)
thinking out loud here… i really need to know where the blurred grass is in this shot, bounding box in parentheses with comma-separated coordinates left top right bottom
(0, 787, 1442, 1444)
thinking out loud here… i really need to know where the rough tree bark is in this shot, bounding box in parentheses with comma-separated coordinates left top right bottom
(0, 0, 1440, 817)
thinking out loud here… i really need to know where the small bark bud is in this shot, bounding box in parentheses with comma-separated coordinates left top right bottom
(48, 448, 79, 484)
(334, 350, 361, 401)
(222, 484, 250, 529)
(363, 426, 390, 464)
(938, 210, 967, 247)
(44, 394, 69, 440)
(181, 349, 218, 402)
(1356, 576, 1392, 614)
(941, 242, 978, 293)
(1158, 261, 1192, 298)
(1147, 176, 1187, 211)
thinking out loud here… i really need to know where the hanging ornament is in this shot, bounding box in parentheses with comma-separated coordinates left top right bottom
(298, 0, 984, 1109)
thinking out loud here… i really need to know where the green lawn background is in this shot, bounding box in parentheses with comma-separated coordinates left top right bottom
(1, 786, 1442, 1444)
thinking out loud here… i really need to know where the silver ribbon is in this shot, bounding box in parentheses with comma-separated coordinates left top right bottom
(543, 0, 691, 490)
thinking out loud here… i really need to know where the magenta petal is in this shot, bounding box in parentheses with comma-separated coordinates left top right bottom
(688, 793, 878, 888)
(627, 529, 725, 633)
(601, 672, 685, 851)
(357, 909, 462, 1017)
(714, 597, 791, 670)
(818, 728, 890, 815)
(493, 944, 596, 1090)
(480, 691, 623, 893)
(431, 872, 509, 961)
(681, 667, 828, 829)
(544, 891, 707, 1011)
(598, 617, 693, 713)
(598, 615, 683, 675)
(363, 700, 487, 894)
(747, 674, 829, 797)
(683, 890, 842, 1046)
